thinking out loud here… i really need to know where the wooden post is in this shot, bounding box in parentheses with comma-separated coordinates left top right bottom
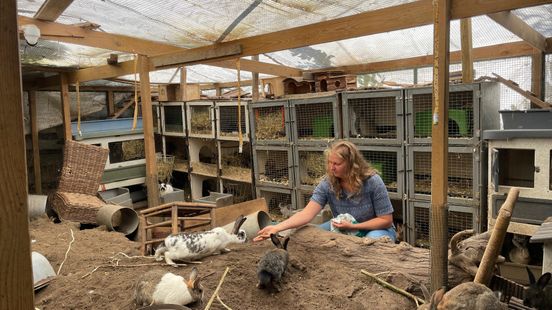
(252, 55, 260, 101)
(139, 55, 160, 208)
(460, 18, 473, 83)
(60, 72, 72, 140)
(430, 0, 450, 293)
(106, 90, 114, 116)
(29, 90, 42, 194)
(214, 83, 221, 97)
(0, 0, 35, 307)
(180, 66, 187, 101)
(531, 50, 544, 108)
(474, 187, 520, 286)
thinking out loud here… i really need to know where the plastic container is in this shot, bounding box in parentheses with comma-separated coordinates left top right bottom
(99, 187, 132, 207)
(160, 187, 185, 204)
(500, 109, 552, 130)
(193, 191, 233, 207)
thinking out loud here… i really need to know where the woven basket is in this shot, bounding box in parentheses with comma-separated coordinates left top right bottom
(50, 192, 107, 224)
(57, 140, 109, 195)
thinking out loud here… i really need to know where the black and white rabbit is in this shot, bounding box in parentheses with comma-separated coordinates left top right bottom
(524, 267, 552, 310)
(133, 266, 203, 307)
(257, 233, 290, 292)
(155, 215, 247, 266)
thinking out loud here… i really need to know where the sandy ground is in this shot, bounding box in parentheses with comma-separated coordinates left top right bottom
(31, 216, 420, 310)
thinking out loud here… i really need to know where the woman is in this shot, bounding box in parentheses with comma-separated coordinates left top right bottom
(254, 140, 395, 242)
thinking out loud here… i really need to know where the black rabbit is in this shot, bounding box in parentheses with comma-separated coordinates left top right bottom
(524, 267, 552, 310)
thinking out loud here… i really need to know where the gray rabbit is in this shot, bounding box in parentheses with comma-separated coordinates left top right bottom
(524, 267, 552, 310)
(257, 234, 290, 292)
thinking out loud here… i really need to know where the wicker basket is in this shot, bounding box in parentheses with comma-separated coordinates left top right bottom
(57, 140, 109, 195)
(50, 192, 107, 224)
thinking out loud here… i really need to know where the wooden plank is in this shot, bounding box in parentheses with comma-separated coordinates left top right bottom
(34, 0, 73, 21)
(211, 198, 268, 227)
(491, 73, 551, 108)
(60, 73, 72, 140)
(531, 50, 545, 107)
(0, 0, 35, 307)
(111, 95, 136, 119)
(139, 55, 160, 208)
(252, 55, 260, 101)
(180, 67, 187, 101)
(460, 18, 473, 83)
(151, 43, 243, 69)
(29, 90, 42, 194)
(106, 90, 114, 116)
(487, 11, 548, 51)
(430, 0, 451, 293)
(215, 58, 302, 77)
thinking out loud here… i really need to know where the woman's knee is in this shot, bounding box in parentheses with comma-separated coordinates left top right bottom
(366, 227, 396, 242)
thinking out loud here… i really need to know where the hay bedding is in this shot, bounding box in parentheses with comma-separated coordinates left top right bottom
(31, 217, 419, 310)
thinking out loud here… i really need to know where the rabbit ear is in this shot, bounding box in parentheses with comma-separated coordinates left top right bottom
(270, 234, 282, 247)
(282, 237, 290, 250)
(527, 267, 536, 284)
(537, 272, 551, 289)
(431, 288, 445, 306)
(231, 215, 247, 234)
(187, 266, 200, 288)
(420, 284, 431, 301)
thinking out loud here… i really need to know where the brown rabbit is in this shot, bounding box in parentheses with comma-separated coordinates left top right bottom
(418, 282, 506, 310)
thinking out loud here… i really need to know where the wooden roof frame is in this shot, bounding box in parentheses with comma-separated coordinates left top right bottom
(34, 0, 73, 21)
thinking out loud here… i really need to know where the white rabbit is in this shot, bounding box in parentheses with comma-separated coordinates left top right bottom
(134, 267, 203, 307)
(159, 182, 174, 195)
(155, 215, 247, 266)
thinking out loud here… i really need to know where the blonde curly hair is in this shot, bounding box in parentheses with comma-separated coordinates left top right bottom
(324, 140, 377, 198)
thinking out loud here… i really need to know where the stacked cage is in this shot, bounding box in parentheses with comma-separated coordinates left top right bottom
(342, 89, 407, 241)
(216, 100, 253, 203)
(290, 94, 340, 216)
(404, 82, 500, 246)
(250, 99, 296, 218)
(157, 101, 191, 202)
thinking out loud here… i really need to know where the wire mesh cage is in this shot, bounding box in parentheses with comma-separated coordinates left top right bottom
(407, 83, 500, 145)
(294, 147, 327, 189)
(358, 145, 404, 199)
(409, 201, 477, 248)
(161, 102, 186, 136)
(164, 136, 189, 173)
(253, 146, 293, 188)
(250, 100, 290, 144)
(342, 89, 403, 145)
(408, 146, 479, 205)
(219, 140, 252, 183)
(290, 95, 340, 145)
(188, 138, 218, 177)
(221, 179, 253, 204)
(156, 153, 175, 184)
(152, 102, 161, 134)
(186, 101, 215, 138)
(256, 186, 295, 221)
(106, 137, 145, 168)
(215, 101, 250, 141)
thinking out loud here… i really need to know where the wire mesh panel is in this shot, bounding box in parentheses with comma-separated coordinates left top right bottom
(186, 101, 215, 138)
(406, 83, 499, 145)
(163, 136, 189, 173)
(358, 145, 404, 199)
(219, 140, 252, 183)
(290, 94, 340, 146)
(161, 102, 186, 136)
(221, 179, 253, 204)
(294, 146, 326, 190)
(188, 138, 218, 177)
(409, 201, 477, 247)
(215, 101, 250, 141)
(256, 186, 295, 221)
(250, 100, 291, 145)
(342, 89, 404, 145)
(253, 146, 293, 189)
(408, 145, 479, 205)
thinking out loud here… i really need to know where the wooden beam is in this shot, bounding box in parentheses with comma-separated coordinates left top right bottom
(430, 0, 450, 293)
(151, 43, 243, 69)
(0, 0, 35, 307)
(29, 90, 42, 194)
(180, 67, 187, 101)
(34, 0, 73, 21)
(252, 55, 260, 101)
(311, 41, 536, 75)
(60, 73, 72, 140)
(138, 55, 160, 208)
(460, 18, 473, 83)
(487, 11, 548, 51)
(531, 50, 545, 106)
(106, 90, 114, 116)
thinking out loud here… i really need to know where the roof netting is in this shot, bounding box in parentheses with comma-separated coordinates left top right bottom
(16, 1, 552, 83)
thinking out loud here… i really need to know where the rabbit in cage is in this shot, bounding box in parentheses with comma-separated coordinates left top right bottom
(509, 233, 531, 265)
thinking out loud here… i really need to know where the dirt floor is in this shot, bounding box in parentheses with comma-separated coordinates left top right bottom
(31, 216, 422, 310)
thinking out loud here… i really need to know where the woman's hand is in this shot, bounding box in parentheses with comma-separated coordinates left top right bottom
(331, 219, 354, 230)
(253, 225, 279, 242)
